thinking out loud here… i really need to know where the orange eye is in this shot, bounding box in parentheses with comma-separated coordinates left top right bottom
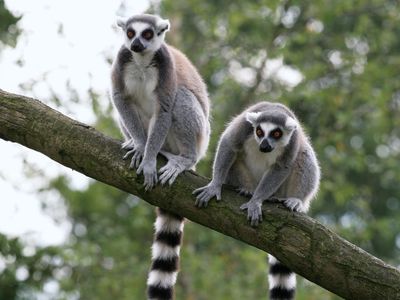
(256, 126, 264, 137)
(142, 29, 154, 40)
(127, 30, 135, 39)
(271, 129, 283, 139)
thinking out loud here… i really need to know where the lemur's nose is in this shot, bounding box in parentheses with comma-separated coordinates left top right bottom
(259, 140, 273, 153)
(131, 39, 145, 53)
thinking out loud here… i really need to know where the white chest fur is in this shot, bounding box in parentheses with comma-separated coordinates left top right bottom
(123, 59, 158, 119)
(243, 137, 284, 182)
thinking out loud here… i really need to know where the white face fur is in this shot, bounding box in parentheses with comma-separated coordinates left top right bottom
(117, 16, 170, 54)
(246, 111, 297, 152)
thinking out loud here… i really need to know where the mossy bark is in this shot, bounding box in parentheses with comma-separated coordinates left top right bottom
(1, 89, 399, 299)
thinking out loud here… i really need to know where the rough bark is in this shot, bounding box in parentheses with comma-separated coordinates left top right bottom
(0, 89, 399, 299)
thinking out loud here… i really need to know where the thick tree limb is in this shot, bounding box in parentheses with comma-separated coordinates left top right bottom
(0, 89, 399, 299)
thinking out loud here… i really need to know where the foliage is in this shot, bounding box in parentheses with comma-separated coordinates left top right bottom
(0, 0, 20, 48)
(0, 233, 62, 300)
(1, 0, 400, 299)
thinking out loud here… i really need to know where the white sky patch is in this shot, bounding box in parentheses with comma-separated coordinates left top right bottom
(0, 140, 72, 246)
(0, 0, 149, 247)
(16, 265, 29, 281)
(229, 60, 257, 87)
(328, 50, 343, 68)
(229, 56, 303, 89)
(276, 65, 303, 88)
(306, 19, 324, 33)
(264, 57, 303, 88)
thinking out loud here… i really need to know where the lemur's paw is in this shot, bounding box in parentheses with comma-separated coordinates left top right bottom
(122, 139, 135, 150)
(283, 198, 304, 212)
(193, 184, 222, 208)
(158, 161, 185, 186)
(123, 144, 145, 169)
(240, 200, 262, 227)
(137, 160, 158, 191)
(129, 149, 144, 169)
(236, 188, 253, 197)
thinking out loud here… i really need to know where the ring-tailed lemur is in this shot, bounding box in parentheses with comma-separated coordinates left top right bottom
(194, 101, 320, 300)
(111, 14, 210, 300)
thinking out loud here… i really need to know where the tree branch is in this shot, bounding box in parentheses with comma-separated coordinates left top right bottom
(0, 89, 399, 299)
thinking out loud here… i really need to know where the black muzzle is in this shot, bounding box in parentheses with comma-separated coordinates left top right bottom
(131, 39, 145, 53)
(259, 139, 273, 153)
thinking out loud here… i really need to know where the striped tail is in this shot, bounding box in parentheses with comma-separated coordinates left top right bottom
(268, 255, 296, 300)
(147, 208, 184, 300)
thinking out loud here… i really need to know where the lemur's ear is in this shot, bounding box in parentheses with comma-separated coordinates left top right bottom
(116, 17, 127, 29)
(245, 112, 261, 125)
(157, 18, 170, 35)
(284, 116, 298, 131)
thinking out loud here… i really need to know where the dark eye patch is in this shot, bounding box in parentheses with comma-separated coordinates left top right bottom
(270, 128, 283, 139)
(256, 126, 264, 138)
(142, 29, 154, 40)
(127, 29, 135, 39)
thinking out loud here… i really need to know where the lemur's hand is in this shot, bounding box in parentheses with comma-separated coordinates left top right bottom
(240, 200, 262, 227)
(193, 183, 222, 208)
(122, 141, 145, 169)
(122, 138, 135, 150)
(137, 159, 158, 191)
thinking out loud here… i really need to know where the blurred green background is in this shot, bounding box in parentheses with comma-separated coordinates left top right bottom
(1, 0, 400, 299)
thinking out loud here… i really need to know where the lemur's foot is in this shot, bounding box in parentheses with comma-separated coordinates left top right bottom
(158, 160, 185, 186)
(137, 159, 158, 191)
(122, 139, 135, 150)
(283, 198, 304, 212)
(270, 197, 305, 212)
(122, 143, 145, 169)
(193, 184, 222, 208)
(159, 153, 195, 186)
(240, 200, 262, 227)
(129, 148, 144, 169)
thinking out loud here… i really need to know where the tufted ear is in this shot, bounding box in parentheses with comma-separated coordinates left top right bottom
(157, 18, 170, 35)
(245, 112, 261, 125)
(284, 116, 298, 131)
(116, 17, 127, 29)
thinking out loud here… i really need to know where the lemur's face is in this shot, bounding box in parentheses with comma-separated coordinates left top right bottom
(246, 112, 297, 153)
(117, 15, 169, 54)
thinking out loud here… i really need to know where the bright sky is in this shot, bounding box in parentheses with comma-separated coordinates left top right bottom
(0, 0, 149, 247)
